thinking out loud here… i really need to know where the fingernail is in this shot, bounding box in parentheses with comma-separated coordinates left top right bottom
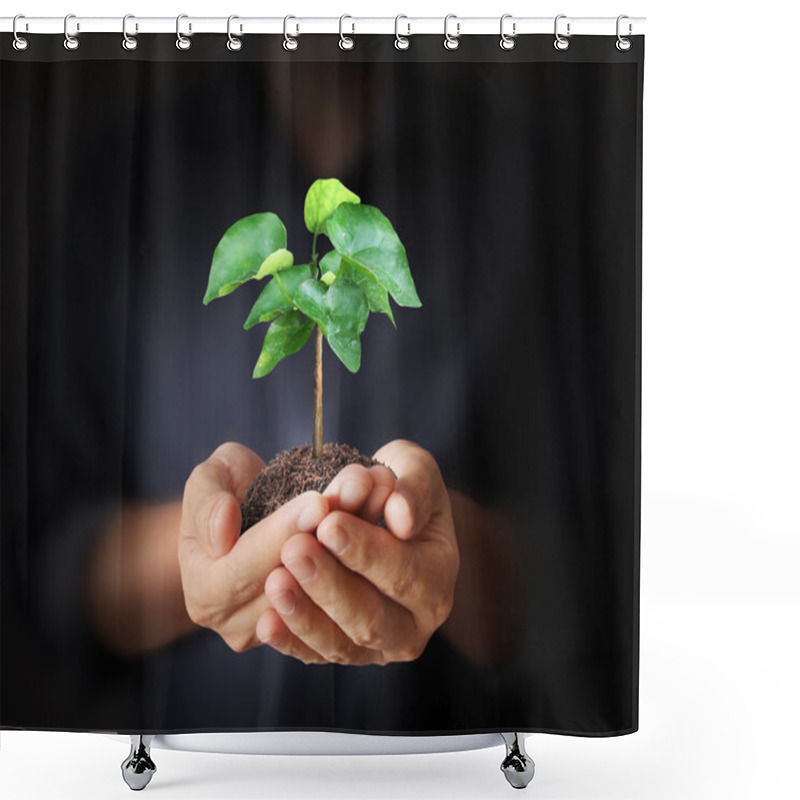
(271, 591, 296, 615)
(341, 479, 362, 507)
(322, 525, 349, 556)
(286, 556, 316, 584)
(298, 502, 325, 532)
(209, 498, 225, 556)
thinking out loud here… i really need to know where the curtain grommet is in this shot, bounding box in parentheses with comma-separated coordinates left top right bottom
(227, 15, 243, 51)
(554, 14, 570, 51)
(175, 14, 192, 51)
(63, 13, 80, 51)
(339, 14, 355, 50)
(12, 14, 29, 51)
(616, 15, 632, 51)
(283, 15, 299, 51)
(500, 14, 516, 50)
(444, 14, 460, 50)
(122, 14, 138, 51)
(394, 15, 410, 50)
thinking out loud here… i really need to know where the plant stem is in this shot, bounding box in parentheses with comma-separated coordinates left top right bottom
(273, 273, 293, 305)
(313, 324, 323, 459)
(310, 229, 323, 458)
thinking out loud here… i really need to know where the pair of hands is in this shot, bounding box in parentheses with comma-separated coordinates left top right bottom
(178, 440, 459, 665)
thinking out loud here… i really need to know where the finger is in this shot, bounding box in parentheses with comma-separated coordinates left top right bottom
(322, 463, 373, 513)
(181, 442, 266, 558)
(372, 440, 439, 539)
(263, 565, 384, 666)
(317, 510, 457, 629)
(210, 442, 267, 502)
(361, 465, 395, 525)
(279, 532, 418, 659)
(255, 608, 326, 665)
(208, 490, 328, 605)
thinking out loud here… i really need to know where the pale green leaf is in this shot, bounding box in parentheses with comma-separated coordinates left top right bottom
(255, 248, 293, 279)
(304, 178, 360, 235)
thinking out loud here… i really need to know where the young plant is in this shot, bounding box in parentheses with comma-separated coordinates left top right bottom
(203, 179, 421, 459)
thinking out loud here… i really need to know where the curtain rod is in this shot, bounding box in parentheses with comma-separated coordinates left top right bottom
(1, 16, 646, 37)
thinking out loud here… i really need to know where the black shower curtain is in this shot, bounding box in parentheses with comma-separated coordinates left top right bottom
(1, 32, 643, 736)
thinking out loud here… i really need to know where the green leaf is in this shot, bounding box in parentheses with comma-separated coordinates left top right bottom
(204, 212, 287, 304)
(319, 250, 394, 325)
(325, 279, 370, 373)
(253, 311, 313, 378)
(304, 178, 360, 235)
(244, 263, 313, 329)
(255, 248, 293, 279)
(325, 203, 421, 308)
(294, 280, 329, 333)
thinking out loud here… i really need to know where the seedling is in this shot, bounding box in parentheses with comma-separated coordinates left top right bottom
(204, 179, 421, 460)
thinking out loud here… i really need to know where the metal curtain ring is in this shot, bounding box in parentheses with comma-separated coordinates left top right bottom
(554, 14, 570, 51)
(339, 14, 354, 50)
(444, 14, 460, 51)
(616, 14, 632, 51)
(283, 15, 298, 51)
(63, 13, 80, 51)
(394, 15, 410, 50)
(500, 14, 516, 50)
(176, 14, 192, 50)
(12, 14, 29, 51)
(122, 14, 138, 51)
(227, 15, 242, 51)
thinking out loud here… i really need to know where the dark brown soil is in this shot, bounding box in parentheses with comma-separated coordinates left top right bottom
(240, 442, 387, 534)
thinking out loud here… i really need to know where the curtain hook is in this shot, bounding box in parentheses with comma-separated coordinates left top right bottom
(394, 14, 410, 50)
(283, 15, 299, 51)
(63, 13, 80, 51)
(12, 14, 29, 51)
(500, 14, 516, 50)
(176, 14, 192, 50)
(122, 14, 138, 51)
(616, 15, 632, 51)
(444, 14, 460, 51)
(554, 14, 570, 51)
(227, 15, 243, 51)
(339, 14, 355, 50)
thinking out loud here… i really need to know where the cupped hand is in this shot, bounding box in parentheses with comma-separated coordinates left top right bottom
(178, 442, 329, 653)
(256, 440, 459, 665)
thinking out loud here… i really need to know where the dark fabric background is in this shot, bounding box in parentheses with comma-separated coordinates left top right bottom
(1, 34, 643, 734)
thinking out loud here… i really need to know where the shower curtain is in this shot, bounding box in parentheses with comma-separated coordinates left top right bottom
(1, 28, 643, 737)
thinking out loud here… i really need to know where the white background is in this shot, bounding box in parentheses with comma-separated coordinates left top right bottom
(2, 1, 799, 798)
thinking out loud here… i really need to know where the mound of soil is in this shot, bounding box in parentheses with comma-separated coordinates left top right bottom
(239, 442, 386, 534)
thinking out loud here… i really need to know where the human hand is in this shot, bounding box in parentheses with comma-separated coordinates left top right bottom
(256, 440, 459, 665)
(178, 442, 329, 653)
